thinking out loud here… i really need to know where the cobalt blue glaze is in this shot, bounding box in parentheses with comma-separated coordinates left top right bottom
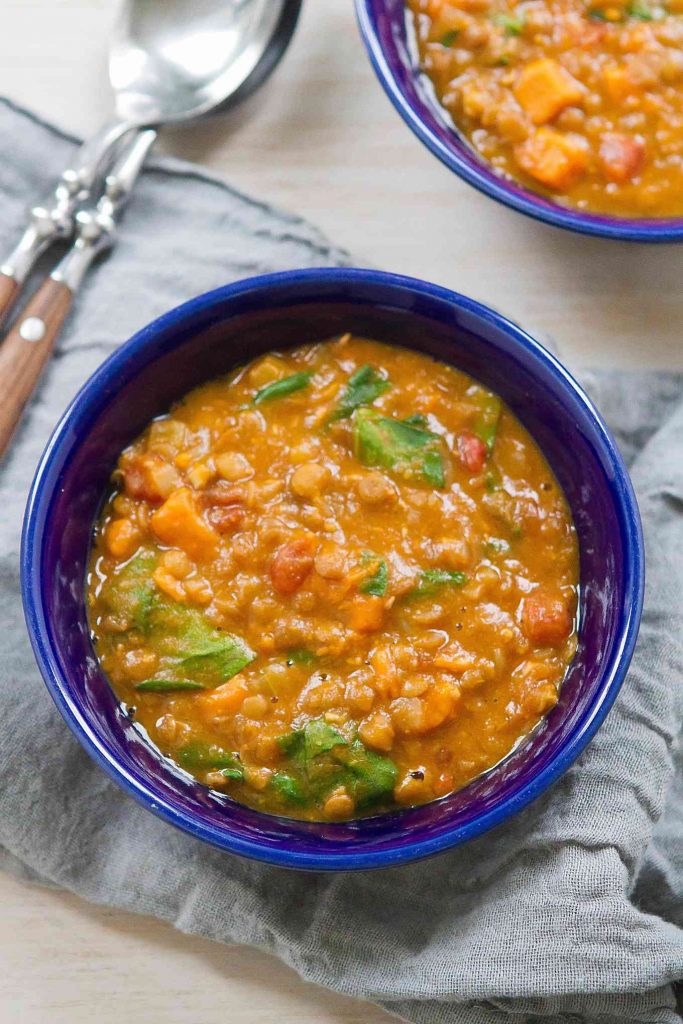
(22, 268, 644, 870)
(355, 0, 683, 242)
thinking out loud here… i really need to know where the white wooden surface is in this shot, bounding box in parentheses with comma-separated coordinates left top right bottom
(0, 0, 680, 1020)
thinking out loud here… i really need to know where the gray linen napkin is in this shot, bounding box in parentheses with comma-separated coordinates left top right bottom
(1, 97, 681, 1024)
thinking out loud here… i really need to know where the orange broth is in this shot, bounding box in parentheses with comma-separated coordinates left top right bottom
(87, 336, 579, 821)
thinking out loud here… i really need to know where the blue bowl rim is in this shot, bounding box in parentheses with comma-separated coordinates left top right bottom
(354, 0, 683, 242)
(21, 267, 645, 870)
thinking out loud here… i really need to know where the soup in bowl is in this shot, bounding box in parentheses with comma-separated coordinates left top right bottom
(356, 0, 683, 239)
(22, 269, 643, 868)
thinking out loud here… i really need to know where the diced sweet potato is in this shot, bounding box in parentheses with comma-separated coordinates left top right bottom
(151, 487, 219, 562)
(514, 59, 584, 124)
(270, 537, 315, 595)
(349, 595, 385, 634)
(200, 676, 249, 720)
(521, 590, 572, 646)
(598, 133, 645, 183)
(104, 518, 140, 560)
(515, 128, 589, 190)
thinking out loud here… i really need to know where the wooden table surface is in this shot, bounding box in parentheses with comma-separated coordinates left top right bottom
(1, 1, 680, 1021)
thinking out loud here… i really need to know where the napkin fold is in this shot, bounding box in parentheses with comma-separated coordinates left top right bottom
(0, 97, 681, 1024)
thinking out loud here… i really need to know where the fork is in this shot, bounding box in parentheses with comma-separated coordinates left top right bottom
(0, 128, 157, 457)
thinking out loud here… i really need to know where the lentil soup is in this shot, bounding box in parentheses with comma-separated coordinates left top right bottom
(87, 336, 579, 822)
(408, 0, 683, 216)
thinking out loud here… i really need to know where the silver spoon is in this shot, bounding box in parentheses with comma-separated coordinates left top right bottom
(0, 0, 301, 325)
(0, 0, 301, 455)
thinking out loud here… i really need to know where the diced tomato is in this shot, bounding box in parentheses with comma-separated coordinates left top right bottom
(598, 133, 645, 184)
(206, 506, 245, 534)
(203, 482, 245, 507)
(270, 537, 315, 595)
(457, 430, 488, 474)
(522, 590, 572, 646)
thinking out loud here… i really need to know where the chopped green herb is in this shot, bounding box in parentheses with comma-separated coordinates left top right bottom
(405, 568, 468, 601)
(496, 54, 512, 65)
(484, 460, 504, 493)
(253, 371, 312, 405)
(441, 29, 459, 45)
(135, 678, 205, 693)
(483, 537, 511, 557)
(177, 743, 242, 772)
(220, 765, 245, 782)
(353, 409, 447, 489)
(493, 11, 525, 34)
(628, 0, 660, 17)
(471, 388, 502, 453)
(329, 365, 391, 422)
(359, 554, 389, 597)
(286, 648, 317, 666)
(588, 6, 620, 18)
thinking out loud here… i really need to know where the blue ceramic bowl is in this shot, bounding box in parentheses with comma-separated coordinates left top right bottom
(22, 269, 643, 870)
(355, 0, 683, 242)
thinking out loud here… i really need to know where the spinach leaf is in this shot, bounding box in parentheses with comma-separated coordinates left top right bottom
(359, 555, 389, 597)
(270, 772, 308, 804)
(150, 605, 255, 685)
(405, 568, 468, 601)
(253, 371, 312, 405)
(337, 740, 398, 805)
(135, 678, 206, 693)
(279, 718, 347, 761)
(277, 717, 397, 810)
(329, 365, 390, 422)
(285, 648, 317, 666)
(402, 413, 429, 428)
(104, 552, 157, 632)
(177, 743, 243, 773)
(353, 409, 447, 489)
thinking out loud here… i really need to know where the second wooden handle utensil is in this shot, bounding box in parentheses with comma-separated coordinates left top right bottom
(0, 130, 157, 458)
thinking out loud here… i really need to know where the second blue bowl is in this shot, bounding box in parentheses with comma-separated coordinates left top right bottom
(22, 268, 643, 869)
(355, 0, 683, 242)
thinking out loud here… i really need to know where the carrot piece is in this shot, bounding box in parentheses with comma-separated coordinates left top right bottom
(598, 133, 645, 183)
(514, 59, 584, 124)
(521, 590, 572, 646)
(151, 487, 219, 562)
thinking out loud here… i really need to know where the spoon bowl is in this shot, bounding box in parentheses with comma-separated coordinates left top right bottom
(110, 0, 301, 126)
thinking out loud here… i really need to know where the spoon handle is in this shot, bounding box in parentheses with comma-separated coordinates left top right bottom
(0, 129, 157, 459)
(0, 119, 133, 327)
(0, 279, 73, 455)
